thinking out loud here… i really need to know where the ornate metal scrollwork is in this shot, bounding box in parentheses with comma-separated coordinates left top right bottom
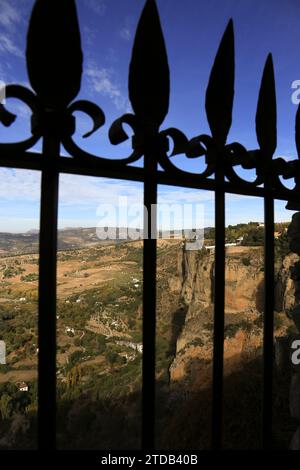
(0, 0, 299, 203)
(0, 84, 41, 152)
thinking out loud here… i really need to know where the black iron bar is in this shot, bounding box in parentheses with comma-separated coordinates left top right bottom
(262, 192, 275, 449)
(142, 146, 157, 450)
(38, 135, 59, 450)
(211, 154, 226, 450)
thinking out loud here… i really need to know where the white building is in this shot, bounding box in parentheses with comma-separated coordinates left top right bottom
(65, 327, 75, 335)
(18, 382, 29, 392)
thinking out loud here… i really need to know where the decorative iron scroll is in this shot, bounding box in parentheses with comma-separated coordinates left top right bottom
(0, 0, 298, 453)
(0, 0, 298, 203)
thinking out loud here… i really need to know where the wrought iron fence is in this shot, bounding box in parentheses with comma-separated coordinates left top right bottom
(0, 0, 299, 451)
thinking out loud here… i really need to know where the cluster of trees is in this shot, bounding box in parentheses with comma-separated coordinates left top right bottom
(0, 305, 37, 358)
(1, 265, 25, 279)
(56, 360, 142, 449)
(241, 227, 264, 246)
(205, 222, 263, 242)
(0, 382, 37, 420)
(105, 347, 126, 370)
(74, 330, 106, 354)
(206, 222, 291, 252)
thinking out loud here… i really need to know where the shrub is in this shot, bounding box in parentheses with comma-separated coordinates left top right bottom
(242, 257, 251, 266)
(21, 273, 38, 282)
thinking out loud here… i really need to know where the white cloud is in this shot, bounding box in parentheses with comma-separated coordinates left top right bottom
(84, 0, 106, 16)
(0, 169, 143, 206)
(120, 27, 131, 41)
(82, 24, 97, 47)
(7, 101, 32, 118)
(0, 1, 23, 59)
(0, 0, 21, 29)
(0, 170, 293, 233)
(0, 170, 261, 209)
(0, 217, 39, 233)
(0, 168, 40, 202)
(0, 62, 9, 82)
(119, 16, 132, 42)
(59, 174, 143, 207)
(159, 188, 214, 205)
(0, 33, 23, 57)
(85, 64, 130, 111)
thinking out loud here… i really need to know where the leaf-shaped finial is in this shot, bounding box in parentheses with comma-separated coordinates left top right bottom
(256, 53, 277, 156)
(295, 103, 300, 158)
(129, 0, 170, 131)
(205, 19, 234, 146)
(26, 0, 83, 109)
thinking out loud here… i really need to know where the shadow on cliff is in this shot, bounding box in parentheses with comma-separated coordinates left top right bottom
(53, 351, 296, 450)
(167, 304, 189, 358)
(255, 279, 265, 312)
(1, 352, 295, 450)
(156, 351, 295, 450)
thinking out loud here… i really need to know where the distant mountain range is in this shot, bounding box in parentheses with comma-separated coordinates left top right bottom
(0, 226, 212, 256)
(0, 227, 117, 255)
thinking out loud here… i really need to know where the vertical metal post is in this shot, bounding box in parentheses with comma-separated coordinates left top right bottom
(212, 152, 225, 449)
(38, 134, 59, 450)
(262, 191, 274, 449)
(142, 142, 157, 450)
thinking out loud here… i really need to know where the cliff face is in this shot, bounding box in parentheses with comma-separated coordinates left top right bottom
(275, 252, 299, 312)
(181, 246, 266, 314)
(169, 245, 299, 385)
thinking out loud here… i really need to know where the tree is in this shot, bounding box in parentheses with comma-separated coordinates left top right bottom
(66, 365, 82, 388)
(0, 393, 12, 419)
(275, 231, 290, 262)
(242, 227, 264, 246)
(105, 350, 119, 370)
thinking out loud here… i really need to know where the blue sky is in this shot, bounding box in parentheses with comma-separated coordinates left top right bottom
(0, 0, 298, 231)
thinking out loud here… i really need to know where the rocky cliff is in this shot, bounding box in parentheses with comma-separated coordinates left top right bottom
(168, 244, 299, 385)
